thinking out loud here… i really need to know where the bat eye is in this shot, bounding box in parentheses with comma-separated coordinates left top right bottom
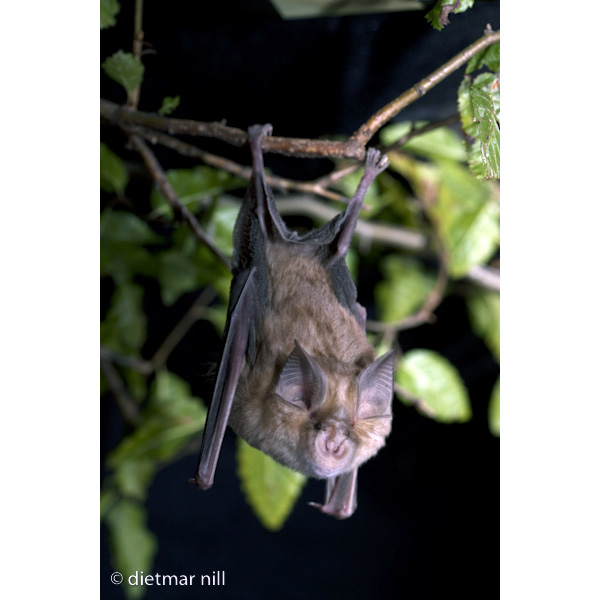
(314, 423, 322, 431)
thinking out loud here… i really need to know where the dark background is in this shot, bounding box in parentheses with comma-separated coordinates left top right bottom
(101, 2, 500, 599)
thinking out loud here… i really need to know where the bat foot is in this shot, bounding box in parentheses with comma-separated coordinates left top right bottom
(308, 501, 355, 520)
(364, 147, 389, 175)
(189, 474, 214, 490)
(248, 123, 273, 143)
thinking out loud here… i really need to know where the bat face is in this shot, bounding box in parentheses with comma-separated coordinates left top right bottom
(192, 124, 394, 518)
(228, 243, 395, 480)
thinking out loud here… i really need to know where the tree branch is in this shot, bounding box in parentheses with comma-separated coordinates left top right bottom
(100, 352, 141, 426)
(127, 0, 144, 110)
(129, 134, 231, 269)
(101, 30, 500, 161)
(348, 30, 500, 148)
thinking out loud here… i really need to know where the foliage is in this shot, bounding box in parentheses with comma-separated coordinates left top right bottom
(425, 0, 475, 31)
(100, 2, 499, 593)
(237, 439, 307, 531)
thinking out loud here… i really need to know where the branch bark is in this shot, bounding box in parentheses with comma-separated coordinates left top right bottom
(101, 30, 499, 161)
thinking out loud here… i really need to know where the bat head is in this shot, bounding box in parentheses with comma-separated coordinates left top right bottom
(274, 341, 396, 479)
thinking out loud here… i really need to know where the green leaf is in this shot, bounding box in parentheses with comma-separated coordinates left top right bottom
(374, 255, 436, 322)
(396, 349, 471, 423)
(112, 459, 156, 502)
(157, 248, 201, 306)
(106, 370, 206, 499)
(100, 210, 158, 283)
(102, 50, 144, 98)
(100, 0, 120, 29)
(380, 121, 466, 162)
(100, 210, 161, 245)
(466, 289, 500, 361)
(103, 499, 157, 600)
(470, 83, 500, 180)
(458, 73, 500, 181)
(150, 166, 244, 219)
(100, 282, 147, 355)
(237, 438, 306, 530)
(158, 95, 180, 116)
(425, 0, 475, 31)
(429, 160, 499, 278)
(100, 142, 129, 195)
(489, 377, 500, 436)
(345, 248, 358, 283)
(466, 42, 500, 74)
(203, 304, 228, 336)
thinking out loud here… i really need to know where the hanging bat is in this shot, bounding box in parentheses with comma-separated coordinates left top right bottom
(191, 124, 395, 519)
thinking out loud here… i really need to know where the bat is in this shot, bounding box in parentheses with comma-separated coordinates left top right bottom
(191, 124, 395, 519)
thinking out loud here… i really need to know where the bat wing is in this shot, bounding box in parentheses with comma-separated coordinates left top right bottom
(191, 266, 257, 490)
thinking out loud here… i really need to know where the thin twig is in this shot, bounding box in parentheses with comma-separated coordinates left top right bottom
(127, 0, 144, 110)
(348, 31, 500, 149)
(311, 114, 462, 190)
(128, 125, 345, 202)
(100, 353, 141, 425)
(129, 134, 231, 269)
(149, 287, 218, 370)
(100, 287, 220, 378)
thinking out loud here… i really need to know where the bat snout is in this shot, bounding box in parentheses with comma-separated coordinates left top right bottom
(313, 421, 353, 476)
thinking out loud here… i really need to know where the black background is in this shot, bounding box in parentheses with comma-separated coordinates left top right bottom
(101, 2, 500, 599)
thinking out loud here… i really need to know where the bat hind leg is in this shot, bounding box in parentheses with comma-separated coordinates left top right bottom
(308, 469, 358, 519)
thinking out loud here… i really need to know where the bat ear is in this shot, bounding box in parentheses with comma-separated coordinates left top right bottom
(275, 341, 326, 411)
(357, 350, 396, 420)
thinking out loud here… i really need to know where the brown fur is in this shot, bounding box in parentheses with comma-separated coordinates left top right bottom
(228, 242, 391, 479)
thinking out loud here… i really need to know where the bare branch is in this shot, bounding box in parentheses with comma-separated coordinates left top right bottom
(100, 351, 141, 425)
(349, 30, 500, 148)
(129, 134, 231, 270)
(101, 30, 500, 161)
(127, 0, 145, 110)
(149, 287, 218, 370)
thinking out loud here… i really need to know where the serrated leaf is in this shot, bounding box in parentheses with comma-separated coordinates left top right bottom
(104, 499, 157, 600)
(380, 121, 466, 162)
(425, 0, 475, 31)
(466, 289, 500, 361)
(466, 42, 500, 74)
(100, 282, 147, 355)
(374, 255, 436, 322)
(470, 84, 500, 180)
(100, 0, 120, 29)
(150, 166, 244, 219)
(100, 142, 128, 195)
(237, 438, 306, 530)
(489, 378, 500, 436)
(158, 95, 180, 116)
(396, 349, 471, 423)
(102, 50, 144, 97)
(429, 160, 499, 277)
(458, 73, 500, 181)
(105, 370, 205, 505)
